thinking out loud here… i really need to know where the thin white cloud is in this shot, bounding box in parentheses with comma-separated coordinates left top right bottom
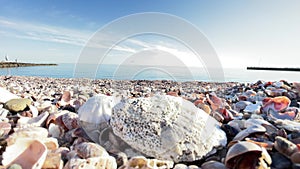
(0, 18, 90, 46)
(0, 17, 204, 67)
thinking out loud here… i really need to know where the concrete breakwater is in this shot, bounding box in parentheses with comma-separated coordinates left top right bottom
(247, 66, 300, 72)
(0, 62, 57, 68)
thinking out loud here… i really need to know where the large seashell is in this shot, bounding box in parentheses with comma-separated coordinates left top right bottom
(2, 138, 47, 168)
(119, 156, 174, 169)
(78, 94, 115, 124)
(110, 95, 227, 162)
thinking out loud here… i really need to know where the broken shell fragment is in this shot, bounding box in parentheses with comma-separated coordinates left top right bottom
(2, 139, 47, 168)
(63, 156, 117, 169)
(6, 127, 48, 146)
(0, 121, 11, 139)
(119, 156, 174, 169)
(42, 151, 63, 169)
(61, 112, 79, 130)
(74, 142, 109, 159)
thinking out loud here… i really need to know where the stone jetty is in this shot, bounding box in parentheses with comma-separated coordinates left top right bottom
(0, 62, 57, 68)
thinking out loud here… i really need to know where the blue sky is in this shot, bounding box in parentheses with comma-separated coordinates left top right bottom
(0, 0, 300, 68)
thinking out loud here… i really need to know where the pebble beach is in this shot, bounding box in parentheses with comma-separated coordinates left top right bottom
(1, 75, 300, 169)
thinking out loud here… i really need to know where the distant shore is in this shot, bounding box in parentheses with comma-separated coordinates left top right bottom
(0, 62, 57, 68)
(247, 66, 300, 72)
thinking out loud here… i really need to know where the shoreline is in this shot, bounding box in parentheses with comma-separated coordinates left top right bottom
(0, 62, 57, 68)
(0, 75, 300, 168)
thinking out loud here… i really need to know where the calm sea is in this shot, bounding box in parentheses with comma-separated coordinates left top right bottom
(0, 63, 299, 83)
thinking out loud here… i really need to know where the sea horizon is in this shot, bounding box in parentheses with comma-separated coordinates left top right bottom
(1, 63, 300, 83)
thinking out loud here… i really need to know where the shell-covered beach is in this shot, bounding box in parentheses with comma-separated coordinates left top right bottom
(1, 75, 300, 169)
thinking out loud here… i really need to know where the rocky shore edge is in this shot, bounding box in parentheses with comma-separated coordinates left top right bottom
(0, 62, 57, 68)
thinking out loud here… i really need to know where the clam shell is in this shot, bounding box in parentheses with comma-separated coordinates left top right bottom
(2, 138, 47, 168)
(245, 118, 278, 135)
(233, 125, 266, 141)
(225, 141, 262, 169)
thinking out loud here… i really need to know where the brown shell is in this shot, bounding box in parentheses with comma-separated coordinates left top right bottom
(225, 141, 262, 168)
(274, 136, 298, 158)
(61, 112, 79, 130)
(74, 142, 109, 159)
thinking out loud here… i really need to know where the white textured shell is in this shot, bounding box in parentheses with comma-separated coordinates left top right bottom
(0, 87, 19, 103)
(78, 94, 115, 124)
(110, 95, 227, 162)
